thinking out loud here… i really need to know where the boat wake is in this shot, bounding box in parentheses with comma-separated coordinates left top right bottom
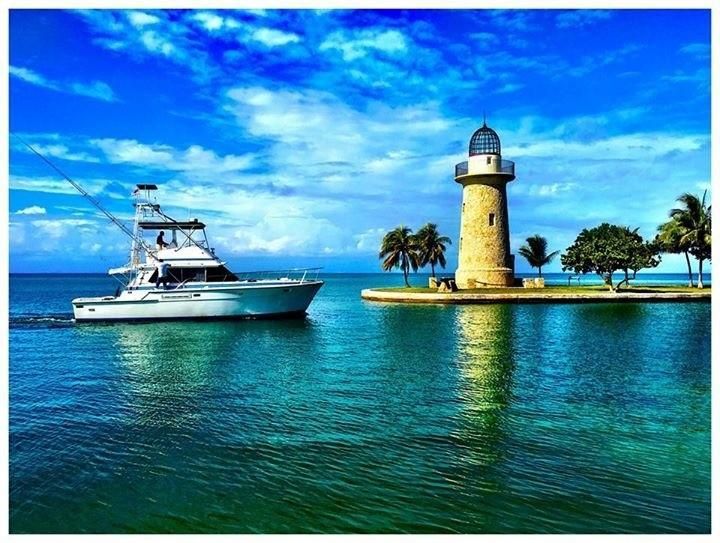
(10, 314, 76, 329)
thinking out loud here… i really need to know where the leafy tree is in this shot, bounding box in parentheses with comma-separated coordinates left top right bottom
(670, 191, 711, 288)
(415, 223, 452, 278)
(518, 234, 559, 277)
(561, 223, 661, 291)
(656, 219, 694, 287)
(379, 225, 421, 287)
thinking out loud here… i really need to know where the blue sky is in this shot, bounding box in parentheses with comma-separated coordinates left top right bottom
(9, 9, 711, 273)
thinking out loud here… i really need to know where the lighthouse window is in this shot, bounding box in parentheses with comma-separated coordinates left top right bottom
(489, 213, 496, 226)
(462, 203, 465, 214)
(487, 157, 492, 165)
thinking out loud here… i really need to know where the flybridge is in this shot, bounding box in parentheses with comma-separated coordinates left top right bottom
(138, 220, 206, 230)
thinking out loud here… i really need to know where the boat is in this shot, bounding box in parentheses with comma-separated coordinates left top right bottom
(71, 183, 323, 322)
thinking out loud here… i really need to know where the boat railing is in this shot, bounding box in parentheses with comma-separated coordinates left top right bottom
(235, 267, 323, 283)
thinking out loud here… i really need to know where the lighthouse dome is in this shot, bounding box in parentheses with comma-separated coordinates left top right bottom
(469, 122, 501, 156)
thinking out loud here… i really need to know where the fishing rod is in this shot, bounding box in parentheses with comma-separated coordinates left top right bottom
(13, 134, 154, 255)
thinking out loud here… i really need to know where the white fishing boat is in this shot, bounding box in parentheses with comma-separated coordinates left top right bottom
(70, 184, 323, 322)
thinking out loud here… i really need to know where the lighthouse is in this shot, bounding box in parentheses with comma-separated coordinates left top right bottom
(454, 121, 516, 288)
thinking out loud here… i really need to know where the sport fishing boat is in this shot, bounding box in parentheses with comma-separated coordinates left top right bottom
(71, 184, 323, 322)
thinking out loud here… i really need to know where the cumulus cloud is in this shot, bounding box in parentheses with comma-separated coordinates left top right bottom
(15, 206, 47, 215)
(90, 138, 256, 174)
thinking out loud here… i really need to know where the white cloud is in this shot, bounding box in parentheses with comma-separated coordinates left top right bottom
(90, 138, 256, 174)
(224, 85, 456, 185)
(679, 43, 710, 59)
(188, 12, 299, 50)
(10, 175, 119, 196)
(127, 11, 160, 28)
(15, 206, 47, 215)
(13, 138, 101, 163)
(320, 29, 407, 61)
(9, 66, 55, 88)
(140, 30, 175, 57)
(524, 183, 577, 197)
(556, 10, 612, 29)
(71, 81, 116, 102)
(497, 83, 524, 94)
(31, 219, 96, 239)
(76, 10, 216, 82)
(10, 65, 116, 102)
(193, 11, 225, 31)
(251, 27, 300, 47)
(504, 133, 706, 160)
(354, 228, 385, 252)
(470, 32, 498, 48)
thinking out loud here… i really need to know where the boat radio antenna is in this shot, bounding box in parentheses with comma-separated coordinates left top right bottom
(13, 134, 152, 253)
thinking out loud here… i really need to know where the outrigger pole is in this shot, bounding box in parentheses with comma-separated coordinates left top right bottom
(14, 134, 154, 254)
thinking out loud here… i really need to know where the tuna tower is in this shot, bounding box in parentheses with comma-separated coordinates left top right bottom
(454, 121, 516, 288)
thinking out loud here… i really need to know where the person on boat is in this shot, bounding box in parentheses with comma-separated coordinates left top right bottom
(156, 259, 170, 289)
(156, 231, 169, 251)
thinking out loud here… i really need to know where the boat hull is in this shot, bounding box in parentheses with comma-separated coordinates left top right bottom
(72, 281, 323, 322)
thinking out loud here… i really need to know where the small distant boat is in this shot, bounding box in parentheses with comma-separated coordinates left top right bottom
(71, 184, 323, 322)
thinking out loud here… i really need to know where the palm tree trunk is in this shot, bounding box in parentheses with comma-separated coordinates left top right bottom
(538, 266, 542, 278)
(403, 263, 410, 287)
(684, 251, 694, 287)
(698, 258, 704, 289)
(431, 262, 435, 278)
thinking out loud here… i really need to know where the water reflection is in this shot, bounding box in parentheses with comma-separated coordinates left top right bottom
(451, 305, 515, 466)
(103, 319, 318, 432)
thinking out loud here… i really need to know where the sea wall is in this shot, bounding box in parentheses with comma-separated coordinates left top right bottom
(360, 288, 711, 305)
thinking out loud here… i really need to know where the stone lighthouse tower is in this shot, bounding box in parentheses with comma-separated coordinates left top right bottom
(454, 121, 516, 288)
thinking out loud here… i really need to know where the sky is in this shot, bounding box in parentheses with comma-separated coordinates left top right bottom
(8, 8, 712, 274)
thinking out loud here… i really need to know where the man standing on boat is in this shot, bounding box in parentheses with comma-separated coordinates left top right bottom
(156, 259, 170, 290)
(156, 230, 169, 251)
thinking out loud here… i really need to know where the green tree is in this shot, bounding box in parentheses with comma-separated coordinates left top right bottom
(656, 219, 694, 287)
(379, 225, 421, 287)
(517, 234, 559, 277)
(561, 223, 661, 291)
(670, 191, 711, 289)
(415, 223, 452, 278)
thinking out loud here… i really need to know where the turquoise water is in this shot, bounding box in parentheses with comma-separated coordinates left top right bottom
(9, 273, 711, 533)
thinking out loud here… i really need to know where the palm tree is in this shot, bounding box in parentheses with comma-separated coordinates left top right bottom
(656, 219, 694, 287)
(415, 223, 452, 278)
(379, 226, 421, 287)
(670, 191, 711, 288)
(518, 234, 559, 277)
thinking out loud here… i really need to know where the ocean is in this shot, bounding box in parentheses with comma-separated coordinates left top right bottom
(8, 272, 711, 533)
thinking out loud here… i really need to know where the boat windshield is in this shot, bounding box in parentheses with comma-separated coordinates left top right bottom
(147, 265, 239, 284)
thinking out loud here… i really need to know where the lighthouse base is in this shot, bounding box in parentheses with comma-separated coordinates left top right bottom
(455, 267, 514, 289)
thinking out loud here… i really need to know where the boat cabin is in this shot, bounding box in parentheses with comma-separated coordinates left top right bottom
(126, 183, 239, 286)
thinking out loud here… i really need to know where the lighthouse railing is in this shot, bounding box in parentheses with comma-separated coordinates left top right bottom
(500, 159, 515, 175)
(454, 159, 514, 177)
